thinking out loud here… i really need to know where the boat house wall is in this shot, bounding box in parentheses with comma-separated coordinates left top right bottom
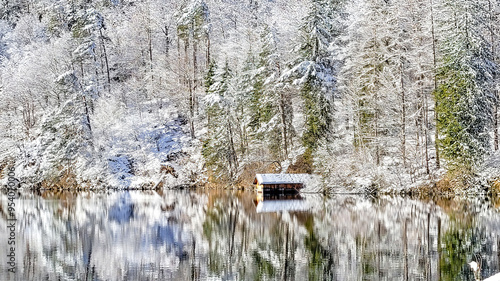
(253, 174, 307, 193)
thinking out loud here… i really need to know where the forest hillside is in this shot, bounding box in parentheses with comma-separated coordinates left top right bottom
(0, 0, 499, 192)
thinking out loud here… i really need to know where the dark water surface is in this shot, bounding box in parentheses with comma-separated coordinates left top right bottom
(1, 189, 500, 280)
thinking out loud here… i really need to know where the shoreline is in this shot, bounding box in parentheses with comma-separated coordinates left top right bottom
(1, 159, 499, 197)
(0, 181, 498, 199)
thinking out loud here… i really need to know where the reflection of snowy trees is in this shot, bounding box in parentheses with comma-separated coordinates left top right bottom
(1, 191, 500, 280)
(0, 191, 210, 281)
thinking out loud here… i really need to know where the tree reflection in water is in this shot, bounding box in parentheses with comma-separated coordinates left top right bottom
(1, 190, 500, 280)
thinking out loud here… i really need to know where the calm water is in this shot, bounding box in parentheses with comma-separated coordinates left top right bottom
(1, 189, 500, 281)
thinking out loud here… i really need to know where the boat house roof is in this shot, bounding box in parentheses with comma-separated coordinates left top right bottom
(253, 174, 310, 185)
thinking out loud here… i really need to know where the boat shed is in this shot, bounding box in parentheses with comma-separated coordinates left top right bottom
(253, 174, 307, 193)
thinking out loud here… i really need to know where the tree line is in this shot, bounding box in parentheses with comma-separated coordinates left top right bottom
(0, 0, 498, 189)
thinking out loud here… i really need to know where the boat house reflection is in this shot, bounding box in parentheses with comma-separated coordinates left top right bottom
(254, 193, 310, 213)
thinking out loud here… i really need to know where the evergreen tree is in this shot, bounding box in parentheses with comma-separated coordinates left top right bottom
(251, 28, 277, 133)
(285, 0, 345, 152)
(260, 26, 294, 160)
(176, 0, 209, 51)
(204, 59, 217, 94)
(233, 49, 257, 157)
(202, 62, 238, 180)
(435, 0, 497, 170)
(237, 24, 293, 161)
(71, 7, 107, 98)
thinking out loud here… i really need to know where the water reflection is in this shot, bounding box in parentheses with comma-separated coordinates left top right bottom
(1, 190, 500, 280)
(255, 194, 311, 213)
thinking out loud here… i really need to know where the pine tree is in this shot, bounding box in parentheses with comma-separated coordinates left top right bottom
(255, 25, 290, 160)
(71, 7, 107, 99)
(435, 0, 497, 170)
(202, 62, 239, 180)
(234, 49, 257, 157)
(285, 0, 345, 152)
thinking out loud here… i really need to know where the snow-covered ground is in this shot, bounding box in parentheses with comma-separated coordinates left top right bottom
(2, 97, 205, 189)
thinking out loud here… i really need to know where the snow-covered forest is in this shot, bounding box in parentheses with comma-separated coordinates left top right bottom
(0, 0, 499, 191)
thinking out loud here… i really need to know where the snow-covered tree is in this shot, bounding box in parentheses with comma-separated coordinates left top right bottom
(284, 0, 345, 153)
(177, 0, 210, 138)
(343, 0, 402, 165)
(435, 0, 497, 170)
(21, 71, 94, 187)
(71, 7, 108, 98)
(239, 25, 291, 161)
(3, 0, 500, 189)
(202, 62, 238, 180)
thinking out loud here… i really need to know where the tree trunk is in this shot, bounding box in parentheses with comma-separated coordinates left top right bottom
(193, 41, 198, 113)
(495, 103, 499, 151)
(424, 81, 430, 174)
(92, 52, 100, 99)
(277, 62, 288, 160)
(206, 33, 211, 66)
(177, 36, 181, 71)
(488, 0, 498, 150)
(99, 28, 111, 94)
(280, 91, 288, 160)
(227, 119, 238, 179)
(238, 105, 247, 156)
(148, 27, 153, 82)
(188, 79, 195, 139)
(430, 0, 440, 169)
(400, 59, 407, 168)
(163, 25, 171, 57)
(374, 91, 380, 166)
(82, 96, 93, 137)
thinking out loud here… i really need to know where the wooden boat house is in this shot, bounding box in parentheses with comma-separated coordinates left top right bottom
(253, 174, 307, 193)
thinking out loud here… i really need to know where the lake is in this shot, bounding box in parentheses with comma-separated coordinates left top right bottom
(1, 189, 500, 280)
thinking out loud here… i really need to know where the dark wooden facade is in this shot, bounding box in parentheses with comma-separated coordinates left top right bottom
(259, 183, 303, 191)
(253, 175, 304, 193)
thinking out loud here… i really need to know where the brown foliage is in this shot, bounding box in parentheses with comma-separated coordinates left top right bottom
(235, 161, 282, 189)
(0, 162, 7, 180)
(40, 170, 79, 190)
(491, 179, 500, 196)
(416, 167, 473, 195)
(160, 165, 178, 178)
(286, 150, 313, 174)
